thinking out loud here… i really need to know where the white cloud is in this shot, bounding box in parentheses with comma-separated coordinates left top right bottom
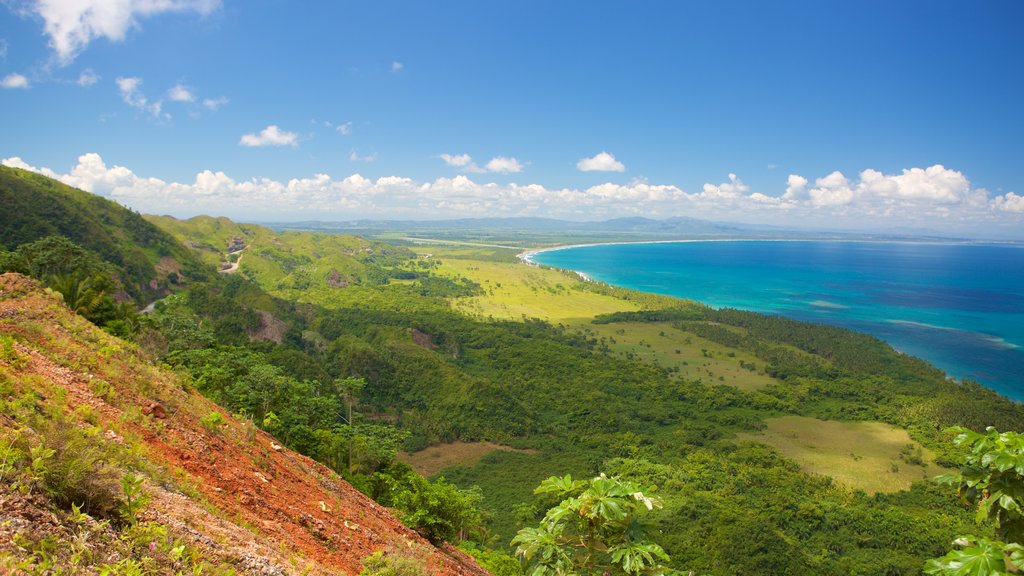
(116, 76, 164, 118)
(0, 39, 8, 60)
(809, 171, 854, 207)
(699, 173, 749, 199)
(577, 151, 625, 172)
(349, 150, 378, 163)
(23, 0, 220, 65)
(858, 165, 969, 203)
(782, 174, 808, 201)
(3, 154, 1021, 236)
(440, 153, 473, 168)
(485, 156, 524, 174)
(994, 192, 1024, 213)
(76, 69, 99, 86)
(336, 121, 353, 136)
(239, 125, 298, 147)
(1, 73, 29, 89)
(391, 61, 404, 72)
(167, 84, 195, 102)
(202, 96, 228, 110)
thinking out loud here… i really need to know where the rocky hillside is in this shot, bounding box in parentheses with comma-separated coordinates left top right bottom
(0, 273, 490, 576)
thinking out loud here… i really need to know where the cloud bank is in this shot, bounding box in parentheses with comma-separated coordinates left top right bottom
(2, 153, 1022, 236)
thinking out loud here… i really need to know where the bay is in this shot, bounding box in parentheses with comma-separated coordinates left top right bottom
(530, 240, 1024, 400)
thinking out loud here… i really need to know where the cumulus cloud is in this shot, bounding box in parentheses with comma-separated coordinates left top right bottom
(699, 173, 749, 199)
(21, 0, 220, 65)
(167, 84, 195, 102)
(202, 96, 228, 110)
(3, 154, 1021, 235)
(577, 151, 625, 172)
(336, 121, 353, 136)
(116, 76, 164, 118)
(809, 171, 854, 207)
(484, 156, 524, 174)
(1, 73, 29, 89)
(993, 192, 1024, 213)
(239, 125, 298, 147)
(391, 61, 404, 72)
(782, 174, 808, 202)
(76, 69, 99, 86)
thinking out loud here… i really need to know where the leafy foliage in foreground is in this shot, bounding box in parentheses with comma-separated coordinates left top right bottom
(926, 427, 1024, 575)
(513, 474, 669, 576)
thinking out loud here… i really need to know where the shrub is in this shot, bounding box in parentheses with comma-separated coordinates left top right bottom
(359, 550, 425, 576)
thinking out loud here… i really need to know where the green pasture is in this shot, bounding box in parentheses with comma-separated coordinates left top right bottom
(737, 415, 946, 494)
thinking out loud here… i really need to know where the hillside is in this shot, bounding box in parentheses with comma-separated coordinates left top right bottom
(146, 214, 423, 303)
(0, 273, 489, 576)
(0, 166, 209, 302)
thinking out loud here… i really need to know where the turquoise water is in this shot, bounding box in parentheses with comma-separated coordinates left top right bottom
(530, 240, 1024, 399)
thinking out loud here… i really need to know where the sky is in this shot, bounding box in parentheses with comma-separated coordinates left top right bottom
(1, 1, 1023, 238)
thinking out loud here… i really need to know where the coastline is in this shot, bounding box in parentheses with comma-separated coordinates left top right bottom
(518, 236, 1024, 267)
(518, 238, 1024, 399)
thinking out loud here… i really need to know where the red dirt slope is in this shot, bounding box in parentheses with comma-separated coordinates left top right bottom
(0, 273, 491, 576)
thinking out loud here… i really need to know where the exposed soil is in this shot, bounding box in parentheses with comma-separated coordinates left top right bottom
(0, 273, 492, 576)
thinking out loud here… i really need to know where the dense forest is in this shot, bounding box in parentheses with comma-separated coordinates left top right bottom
(3, 165, 1024, 575)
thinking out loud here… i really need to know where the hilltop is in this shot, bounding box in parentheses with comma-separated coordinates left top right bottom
(0, 273, 488, 575)
(0, 166, 208, 302)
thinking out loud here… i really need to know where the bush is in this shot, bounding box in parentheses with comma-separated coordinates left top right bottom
(359, 550, 425, 576)
(15, 419, 122, 520)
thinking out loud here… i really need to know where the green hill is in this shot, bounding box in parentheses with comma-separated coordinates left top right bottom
(0, 166, 209, 301)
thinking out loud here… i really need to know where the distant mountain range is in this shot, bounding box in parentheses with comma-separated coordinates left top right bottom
(263, 215, 991, 245)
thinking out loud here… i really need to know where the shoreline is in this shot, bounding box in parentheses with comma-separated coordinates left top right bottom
(516, 238, 1024, 400)
(517, 235, 1024, 266)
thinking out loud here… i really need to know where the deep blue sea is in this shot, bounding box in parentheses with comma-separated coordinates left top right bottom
(530, 240, 1024, 400)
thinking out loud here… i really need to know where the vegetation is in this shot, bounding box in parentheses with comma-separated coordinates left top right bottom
(512, 474, 670, 576)
(5, 170, 1024, 574)
(926, 427, 1024, 575)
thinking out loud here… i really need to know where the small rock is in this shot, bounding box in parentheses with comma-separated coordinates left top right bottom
(270, 442, 283, 451)
(142, 402, 168, 419)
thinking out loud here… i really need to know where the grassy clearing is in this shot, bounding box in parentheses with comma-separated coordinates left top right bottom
(433, 255, 639, 321)
(572, 320, 777, 391)
(737, 415, 946, 494)
(398, 441, 537, 477)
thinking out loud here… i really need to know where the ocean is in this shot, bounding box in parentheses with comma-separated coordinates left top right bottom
(529, 240, 1024, 400)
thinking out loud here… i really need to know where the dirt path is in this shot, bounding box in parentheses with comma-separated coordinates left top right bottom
(219, 250, 244, 274)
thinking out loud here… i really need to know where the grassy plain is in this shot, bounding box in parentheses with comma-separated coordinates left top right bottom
(437, 257, 638, 321)
(737, 415, 946, 494)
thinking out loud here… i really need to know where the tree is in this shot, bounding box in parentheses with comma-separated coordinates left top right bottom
(512, 474, 670, 576)
(925, 427, 1024, 575)
(334, 376, 366, 473)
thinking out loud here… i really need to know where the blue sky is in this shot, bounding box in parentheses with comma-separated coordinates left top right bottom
(1, 1, 1023, 237)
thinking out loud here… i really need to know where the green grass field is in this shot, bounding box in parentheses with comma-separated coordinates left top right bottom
(433, 253, 640, 321)
(737, 415, 946, 494)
